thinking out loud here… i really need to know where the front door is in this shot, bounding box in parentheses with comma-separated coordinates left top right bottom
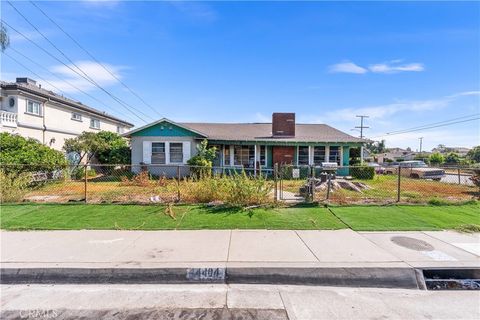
(272, 146, 295, 165)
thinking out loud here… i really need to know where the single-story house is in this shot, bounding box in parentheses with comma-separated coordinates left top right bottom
(123, 113, 366, 177)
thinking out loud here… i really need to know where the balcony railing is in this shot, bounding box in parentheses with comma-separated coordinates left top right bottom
(0, 111, 18, 128)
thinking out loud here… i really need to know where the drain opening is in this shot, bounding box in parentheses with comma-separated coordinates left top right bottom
(422, 269, 480, 290)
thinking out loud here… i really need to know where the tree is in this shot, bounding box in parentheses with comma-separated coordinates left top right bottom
(467, 146, 480, 163)
(63, 131, 130, 165)
(429, 152, 445, 165)
(0, 132, 67, 174)
(366, 139, 386, 154)
(444, 152, 460, 165)
(1, 23, 9, 52)
(63, 132, 108, 164)
(95, 131, 130, 165)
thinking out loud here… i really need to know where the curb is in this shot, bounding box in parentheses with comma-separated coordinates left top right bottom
(0, 267, 420, 289)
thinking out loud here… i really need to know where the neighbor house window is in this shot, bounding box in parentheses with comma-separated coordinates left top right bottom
(298, 146, 309, 165)
(329, 146, 340, 164)
(26, 100, 41, 115)
(151, 142, 166, 164)
(169, 143, 183, 163)
(71, 113, 82, 121)
(116, 126, 124, 134)
(234, 145, 255, 167)
(90, 118, 101, 129)
(224, 146, 231, 166)
(313, 146, 326, 165)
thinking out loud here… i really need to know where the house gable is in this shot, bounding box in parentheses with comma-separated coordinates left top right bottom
(130, 120, 205, 137)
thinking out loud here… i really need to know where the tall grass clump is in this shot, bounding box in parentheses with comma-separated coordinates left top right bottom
(185, 171, 273, 206)
(0, 170, 31, 203)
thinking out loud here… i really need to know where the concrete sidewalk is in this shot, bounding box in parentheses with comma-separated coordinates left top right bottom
(1, 230, 479, 287)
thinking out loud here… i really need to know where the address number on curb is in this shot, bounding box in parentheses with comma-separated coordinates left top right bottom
(186, 268, 226, 281)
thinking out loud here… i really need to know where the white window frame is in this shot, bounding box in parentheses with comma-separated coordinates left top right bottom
(151, 142, 167, 164)
(71, 112, 82, 121)
(169, 142, 184, 163)
(90, 118, 101, 129)
(26, 100, 42, 116)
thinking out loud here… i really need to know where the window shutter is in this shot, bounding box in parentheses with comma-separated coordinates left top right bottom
(143, 141, 152, 164)
(183, 141, 191, 164)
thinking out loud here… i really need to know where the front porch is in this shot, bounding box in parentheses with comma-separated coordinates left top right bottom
(208, 141, 360, 172)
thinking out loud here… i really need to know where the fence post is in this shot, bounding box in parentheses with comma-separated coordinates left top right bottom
(177, 166, 181, 202)
(326, 173, 331, 200)
(396, 166, 401, 202)
(274, 163, 278, 202)
(458, 167, 461, 185)
(84, 164, 88, 203)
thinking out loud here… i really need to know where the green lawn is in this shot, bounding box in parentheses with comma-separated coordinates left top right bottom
(0, 203, 478, 231)
(330, 203, 480, 231)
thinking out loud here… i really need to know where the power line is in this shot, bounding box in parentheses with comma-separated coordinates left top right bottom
(370, 116, 480, 139)
(1, 19, 149, 124)
(4, 1, 153, 123)
(7, 46, 137, 124)
(384, 113, 480, 135)
(29, 0, 162, 118)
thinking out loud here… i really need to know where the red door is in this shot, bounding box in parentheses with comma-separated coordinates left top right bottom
(272, 146, 295, 165)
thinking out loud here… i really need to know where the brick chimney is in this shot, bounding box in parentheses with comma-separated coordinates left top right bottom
(272, 112, 295, 137)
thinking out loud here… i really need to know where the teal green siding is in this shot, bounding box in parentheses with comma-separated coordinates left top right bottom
(342, 146, 350, 166)
(267, 146, 273, 168)
(131, 121, 203, 137)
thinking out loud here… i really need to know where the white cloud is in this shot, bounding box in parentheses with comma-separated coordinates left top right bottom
(369, 62, 425, 73)
(45, 60, 125, 93)
(328, 60, 425, 74)
(254, 112, 271, 122)
(170, 2, 217, 22)
(328, 62, 367, 74)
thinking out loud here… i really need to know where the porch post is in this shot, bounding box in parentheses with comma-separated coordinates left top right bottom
(325, 145, 330, 163)
(254, 144, 258, 176)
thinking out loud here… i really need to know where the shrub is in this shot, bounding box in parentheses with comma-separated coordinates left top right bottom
(120, 171, 167, 187)
(429, 152, 445, 165)
(0, 132, 67, 174)
(350, 166, 375, 180)
(70, 167, 97, 180)
(187, 140, 216, 179)
(0, 170, 31, 203)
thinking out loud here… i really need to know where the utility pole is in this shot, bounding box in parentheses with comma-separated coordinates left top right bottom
(356, 115, 369, 164)
(419, 137, 423, 153)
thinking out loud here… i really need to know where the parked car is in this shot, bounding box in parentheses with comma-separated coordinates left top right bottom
(384, 161, 445, 181)
(367, 162, 385, 174)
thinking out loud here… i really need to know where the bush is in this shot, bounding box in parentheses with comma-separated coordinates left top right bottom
(187, 140, 216, 179)
(350, 166, 375, 180)
(70, 167, 97, 180)
(429, 153, 445, 165)
(0, 170, 31, 203)
(0, 132, 67, 174)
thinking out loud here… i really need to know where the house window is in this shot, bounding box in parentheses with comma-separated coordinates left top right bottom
(116, 126, 124, 134)
(234, 145, 255, 167)
(169, 143, 183, 163)
(298, 146, 309, 165)
(90, 118, 101, 129)
(71, 113, 82, 121)
(329, 146, 340, 164)
(259, 146, 266, 166)
(313, 146, 326, 165)
(26, 100, 41, 115)
(224, 146, 231, 166)
(151, 142, 166, 164)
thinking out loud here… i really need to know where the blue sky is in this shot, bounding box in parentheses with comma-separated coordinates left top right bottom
(2, 1, 479, 150)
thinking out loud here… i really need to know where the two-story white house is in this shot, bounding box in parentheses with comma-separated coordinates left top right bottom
(0, 78, 134, 151)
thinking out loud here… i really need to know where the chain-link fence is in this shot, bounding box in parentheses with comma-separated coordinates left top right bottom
(1, 163, 478, 205)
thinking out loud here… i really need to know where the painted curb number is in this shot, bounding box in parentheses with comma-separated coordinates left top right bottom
(187, 268, 226, 281)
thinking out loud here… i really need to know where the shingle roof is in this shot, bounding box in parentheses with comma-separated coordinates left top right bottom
(1, 80, 134, 127)
(179, 122, 366, 143)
